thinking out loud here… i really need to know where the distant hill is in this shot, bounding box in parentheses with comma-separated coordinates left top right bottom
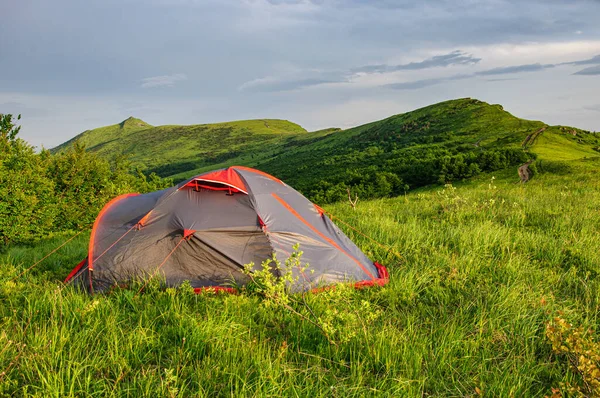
(254, 99, 599, 201)
(54, 98, 599, 202)
(52, 118, 311, 177)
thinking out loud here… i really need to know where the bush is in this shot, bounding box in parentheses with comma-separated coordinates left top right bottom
(546, 316, 600, 397)
(0, 114, 171, 248)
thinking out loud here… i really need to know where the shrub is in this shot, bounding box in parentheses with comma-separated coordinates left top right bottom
(0, 114, 171, 248)
(546, 316, 600, 397)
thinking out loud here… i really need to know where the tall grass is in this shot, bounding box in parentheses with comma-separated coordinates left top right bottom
(1, 173, 599, 397)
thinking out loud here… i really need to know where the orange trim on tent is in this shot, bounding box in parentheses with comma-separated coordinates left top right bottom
(186, 168, 249, 193)
(138, 211, 152, 227)
(271, 193, 376, 280)
(188, 183, 245, 194)
(88, 193, 140, 273)
(313, 203, 325, 216)
(231, 166, 284, 184)
(64, 258, 87, 283)
(310, 262, 389, 293)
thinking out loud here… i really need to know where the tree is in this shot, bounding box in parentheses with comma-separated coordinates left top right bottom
(0, 114, 57, 246)
(0, 115, 171, 248)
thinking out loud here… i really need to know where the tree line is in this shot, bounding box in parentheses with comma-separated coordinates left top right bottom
(0, 114, 171, 248)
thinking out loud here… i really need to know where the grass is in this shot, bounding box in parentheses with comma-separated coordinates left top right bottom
(1, 169, 599, 396)
(530, 126, 599, 161)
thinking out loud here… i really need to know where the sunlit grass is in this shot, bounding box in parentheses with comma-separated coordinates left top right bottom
(1, 172, 599, 396)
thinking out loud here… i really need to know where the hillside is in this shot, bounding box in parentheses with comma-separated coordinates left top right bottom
(55, 98, 599, 202)
(53, 118, 311, 177)
(254, 99, 599, 201)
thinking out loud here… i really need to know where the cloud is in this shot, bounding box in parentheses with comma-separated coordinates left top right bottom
(239, 76, 346, 92)
(352, 50, 481, 74)
(382, 57, 586, 91)
(384, 74, 471, 90)
(140, 74, 187, 88)
(266, 0, 323, 4)
(561, 54, 600, 66)
(476, 63, 554, 76)
(573, 54, 600, 65)
(573, 65, 600, 75)
(240, 50, 600, 93)
(241, 50, 480, 92)
(384, 78, 446, 90)
(583, 105, 600, 112)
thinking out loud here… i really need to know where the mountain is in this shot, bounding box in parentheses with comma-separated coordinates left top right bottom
(54, 98, 599, 202)
(254, 98, 598, 201)
(52, 118, 311, 177)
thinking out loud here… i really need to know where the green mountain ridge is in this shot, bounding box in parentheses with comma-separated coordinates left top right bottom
(52, 118, 309, 176)
(54, 98, 600, 202)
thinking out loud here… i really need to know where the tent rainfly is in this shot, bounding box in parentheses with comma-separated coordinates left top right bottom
(65, 166, 389, 293)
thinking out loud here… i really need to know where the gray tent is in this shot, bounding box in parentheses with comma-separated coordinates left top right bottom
(65, 166, 388, 293)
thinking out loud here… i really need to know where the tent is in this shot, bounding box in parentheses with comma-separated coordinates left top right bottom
(65, 166, 388, 293)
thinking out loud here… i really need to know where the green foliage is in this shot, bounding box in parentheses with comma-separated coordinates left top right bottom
(242, 244, 310, 303)
(0, 114, 57, 246)
(0, 113, 21, 143)
(546, 315, 600, 397)
(0, 115, 170, 248)
(47, 143, 169, 231)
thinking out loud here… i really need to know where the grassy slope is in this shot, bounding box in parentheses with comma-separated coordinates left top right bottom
(243, 100, 596, 203)
(53, 117, 313, 177)
(54, 117, 153, 153)
(54, 99, 599, 196)
(1, 170, 599, 396)
(530, 126, 599, 161)
(253, 99, 543, 187)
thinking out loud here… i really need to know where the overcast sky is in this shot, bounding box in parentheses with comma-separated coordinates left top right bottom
(1, 0, 600, 148)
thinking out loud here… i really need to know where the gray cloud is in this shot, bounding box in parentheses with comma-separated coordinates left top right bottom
(385, 74, 471, 90)
(241, 50, 480, 92)
(242, 51, 597, 93)
(382, 57, 588, 90)
(476, 63, 554, 76)
(573, 65, 600, 75)
(486, 78, 520, 82)
(567, 54, 600, 66)
(385, 78, 446, 90)
(243, 48, 600, 94)
(239, 77, 346, 92)
(352, 50, 481, 74)
(141, 74, 188, 88)
(583, 105, 600, 112)
(267, 0, 323, 4)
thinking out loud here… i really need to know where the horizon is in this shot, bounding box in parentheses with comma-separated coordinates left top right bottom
(53, 96, 599, 152)
(2, 0, 600, 148)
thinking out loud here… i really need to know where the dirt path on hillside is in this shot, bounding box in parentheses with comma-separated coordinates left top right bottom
(519, 126, 547, 182)
(522, 126, 547, 148)
(518, 161, 533, 182)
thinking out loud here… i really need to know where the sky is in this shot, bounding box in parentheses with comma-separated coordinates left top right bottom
(1, 0, 600, 148)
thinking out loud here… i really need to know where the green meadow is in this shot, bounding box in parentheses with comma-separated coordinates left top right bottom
(2, 168, 599, 397)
